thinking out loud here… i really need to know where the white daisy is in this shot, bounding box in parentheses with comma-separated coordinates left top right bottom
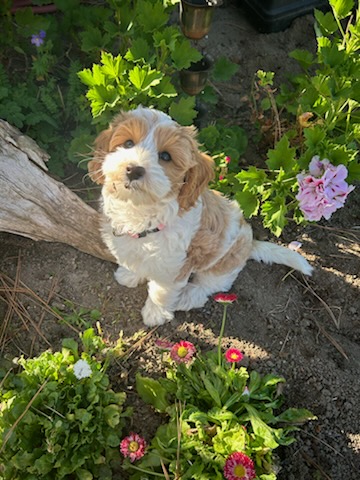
(73, 359, 92, 379)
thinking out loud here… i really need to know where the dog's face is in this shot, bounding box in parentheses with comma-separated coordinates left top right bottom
(88, 107, 214, 210)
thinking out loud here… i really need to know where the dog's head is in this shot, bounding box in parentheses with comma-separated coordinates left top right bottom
(88, 107, 214, 210)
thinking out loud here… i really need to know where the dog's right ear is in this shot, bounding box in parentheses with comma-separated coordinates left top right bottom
(88, 128, 113, 185)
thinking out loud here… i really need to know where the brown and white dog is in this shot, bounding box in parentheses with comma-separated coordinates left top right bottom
(89, 106, 313, 326)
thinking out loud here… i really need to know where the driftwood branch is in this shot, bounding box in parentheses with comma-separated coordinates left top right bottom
(0, 120, 115, 263)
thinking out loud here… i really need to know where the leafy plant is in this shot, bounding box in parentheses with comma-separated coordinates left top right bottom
(127, 296, 315, 479)
(198, 122, 248, 196)
(0, 328, 131, 480)
(232, 0, 360, 235)
(77, 0, 204, 126)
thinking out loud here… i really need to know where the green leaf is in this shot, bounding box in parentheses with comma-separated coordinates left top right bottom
(303, 126, 326, 150)
(235, 166, 267, 191)
(150, 76, 177, 98)
(129, 66, 162, 91)
(104, 404, 120, 428)
(62, 338, 79, 357)
(212, 57, 239, 82)
(235, 191, 259, 218)
(101, 52, 126, 80)
(266, 136, 296, 173)
(289, 49, 315, 69)
(105, 431, 121, 447)
(248, 370, 261, 393)
(245, 404, 280, 449)
(329, 0, 354, 19)
(33, 454, 54, 475)
(261, 197, 287, 237)
(136, 0, 168, 32)
(276, 408, 317, 424)
(80, 27, 110, 53)
(169, 97, 197, 126)
(136, 374, 169, 411)
(200, 372, 221, 407)
(171, 39, 202, 70)
(86, 85, 119, 117)
(314, 10, 338, 35)
(125, 39, 151, 63)
(77, 469, 93, 480)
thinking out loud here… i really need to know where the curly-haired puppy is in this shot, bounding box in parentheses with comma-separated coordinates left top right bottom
(89, 106, 313, 326)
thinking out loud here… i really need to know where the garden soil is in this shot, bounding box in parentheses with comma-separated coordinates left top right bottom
(1, 2, 359, 479)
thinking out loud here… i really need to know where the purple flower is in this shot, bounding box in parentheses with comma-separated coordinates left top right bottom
(296, 156, 354, 221)
(31, 30, 46, 47)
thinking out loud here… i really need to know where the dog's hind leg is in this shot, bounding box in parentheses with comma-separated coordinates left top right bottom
(175, 268, 242, 311)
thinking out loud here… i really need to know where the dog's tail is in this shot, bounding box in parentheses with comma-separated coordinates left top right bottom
(250, 240, 313, 276)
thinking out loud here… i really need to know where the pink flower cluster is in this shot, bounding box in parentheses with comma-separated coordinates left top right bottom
(296, 156, 354, 221)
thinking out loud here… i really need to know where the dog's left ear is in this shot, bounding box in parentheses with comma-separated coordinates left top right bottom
(88, 128, 113, 185)
(178, 149, 215, 211)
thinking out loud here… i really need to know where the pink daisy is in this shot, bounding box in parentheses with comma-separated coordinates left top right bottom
(214, 293, 238, 304)
(170, 340, 196, 363)
(120, 433, 147, 463)
(225, 348, 244, 363)
(224, 452, 256, 480)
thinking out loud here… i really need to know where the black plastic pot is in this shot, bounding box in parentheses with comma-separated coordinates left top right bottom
(180, 56, 212, 95)
(180, 0, 222, 40)
(242, 0, 329, 33)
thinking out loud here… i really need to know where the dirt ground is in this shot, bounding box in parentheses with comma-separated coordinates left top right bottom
(1, 2, 359, 479)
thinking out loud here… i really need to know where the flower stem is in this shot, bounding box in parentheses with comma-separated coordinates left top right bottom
(218, 305, 228, 365)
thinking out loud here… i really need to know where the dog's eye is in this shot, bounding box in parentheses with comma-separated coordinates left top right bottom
(159, 151, 172, 162)
(123, 140, 134, 149)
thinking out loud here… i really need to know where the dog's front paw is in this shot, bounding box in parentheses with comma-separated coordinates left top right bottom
(141, 298, 174, 326)
(114, 266, 144, 288)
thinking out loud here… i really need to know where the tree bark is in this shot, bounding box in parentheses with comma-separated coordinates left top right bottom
(0, 120, 115, 263)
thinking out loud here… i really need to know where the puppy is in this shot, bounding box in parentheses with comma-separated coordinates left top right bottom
(89, 106, 313, 326)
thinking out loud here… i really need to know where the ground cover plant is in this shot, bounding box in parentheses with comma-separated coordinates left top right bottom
(0, 328, 130, 479)
(0, 298, 316, 479)
(123, 295, 316, 479)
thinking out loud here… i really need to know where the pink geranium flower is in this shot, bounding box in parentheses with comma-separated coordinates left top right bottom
(224, 452, 256, 480)
(225, 348, 244, 363)
(296, 156, 354, 221)
(214, 293, 238, 304)
(170, 340, 196, 363)
(120, 433, 147, 462)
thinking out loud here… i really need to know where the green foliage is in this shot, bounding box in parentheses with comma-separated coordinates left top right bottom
(198, 122, 248, 195)
(77, 0, 203, 126)
(236, 0, 360, 235)
(0, 328, 130, 480)
(133, 349, 315, 479)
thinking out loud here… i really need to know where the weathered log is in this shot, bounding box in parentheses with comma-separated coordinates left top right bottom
(0, 120, 115, 263)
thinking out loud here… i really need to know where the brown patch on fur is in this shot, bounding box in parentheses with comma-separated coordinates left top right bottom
(177, 190, 253, 281)
(203, 230, 253, 276)
(177, 190, 231, 280)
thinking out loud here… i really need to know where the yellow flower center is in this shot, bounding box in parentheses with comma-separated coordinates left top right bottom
(231, 353, 239, 360)
(177, 346, 188, 358)
(129, 441, 139, 452)
(233, 464, 246, 478)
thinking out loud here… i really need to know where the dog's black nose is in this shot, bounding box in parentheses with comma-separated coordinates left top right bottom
(126, 165, 145, 181)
